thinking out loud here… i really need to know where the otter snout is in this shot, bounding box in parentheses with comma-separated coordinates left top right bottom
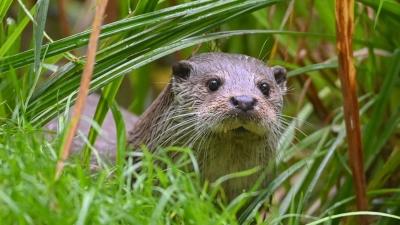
(229, 96, 258, 112)
(128, 52, 288, 202)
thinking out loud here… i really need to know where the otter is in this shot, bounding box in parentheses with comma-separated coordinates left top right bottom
(128, 52, 287, 201)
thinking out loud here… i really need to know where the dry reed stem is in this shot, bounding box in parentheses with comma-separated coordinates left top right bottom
(335, 0, 368, 224)
(55, 0, 109, 180)
(57, 0, 70, 38)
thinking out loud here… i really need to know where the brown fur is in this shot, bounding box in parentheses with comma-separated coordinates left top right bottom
(128, 53, 287, 201)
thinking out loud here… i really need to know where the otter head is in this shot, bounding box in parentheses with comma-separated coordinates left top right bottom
(170, 53, 287, 141)
(129, 52, 287, 201)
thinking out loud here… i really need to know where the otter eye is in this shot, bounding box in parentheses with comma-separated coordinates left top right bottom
(259, 83, 270, 96)
(207, 79, 221, 92)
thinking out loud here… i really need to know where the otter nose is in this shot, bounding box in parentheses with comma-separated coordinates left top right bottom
(230, 96, 257, 112)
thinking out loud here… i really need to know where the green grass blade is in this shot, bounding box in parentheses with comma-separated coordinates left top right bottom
(278, 127, 332, 216)
(33, 0, 49, 75)
(0, 5, 36, 58)
(27, 29, 320, 126)
(82, 81, 123, 164)
(357, 0, 400, 20)
(287, 62, 338, 77)
(307, 211, 400, 225)
(0, 0, 209, 72)
(371, 108, 400, 155)
(237, 151, 327, 224)
(109, 100, 126, 177)
(368, 145, 400, 190)
(25, 0, 290, 125)
(134, 0, 159, 16)
(364, 49, 400, 168)
(0, 0, 12, 21)
(83, 0, 163, 165)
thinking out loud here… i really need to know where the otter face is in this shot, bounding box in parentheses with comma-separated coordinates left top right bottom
(171, 53, 287, 137)
(128, 53, 287, 201)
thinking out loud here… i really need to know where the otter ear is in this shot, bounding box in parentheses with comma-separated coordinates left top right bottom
(272, 66, 287, 84)
(172, 61, 192, 80)
(271, 66, 287, 90)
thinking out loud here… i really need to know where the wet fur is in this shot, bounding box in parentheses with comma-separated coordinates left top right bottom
(128, 53, 287, 201)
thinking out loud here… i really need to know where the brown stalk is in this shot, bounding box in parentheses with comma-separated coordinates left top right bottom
(57, 0, 71, 38)
(335, 0, 368, 224)
(55, 0, 109, 180)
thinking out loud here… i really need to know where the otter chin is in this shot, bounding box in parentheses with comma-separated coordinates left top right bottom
(227, 126, 250, 133)
(128, 52, 287, 201)
(214, 121, 263, 135)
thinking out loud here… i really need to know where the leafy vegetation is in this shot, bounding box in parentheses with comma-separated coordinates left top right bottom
(1, 0, 400, 224)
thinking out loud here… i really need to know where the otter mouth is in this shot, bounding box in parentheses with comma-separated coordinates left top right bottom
(231, 126, 250, 133)
(218, 120, 262, 135)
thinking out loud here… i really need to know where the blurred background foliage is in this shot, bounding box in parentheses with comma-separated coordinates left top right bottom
(1, 0, 400, 224)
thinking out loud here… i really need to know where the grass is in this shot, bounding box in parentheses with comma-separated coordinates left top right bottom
(0, 124, 238, 224)
(1, 0, 400, 224)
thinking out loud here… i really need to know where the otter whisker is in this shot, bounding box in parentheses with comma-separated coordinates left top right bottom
(280, 114, 315, 129)
(149, 110, 198, 127)
(156, 118, 199, 147)
(127, 52, 288, 202)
